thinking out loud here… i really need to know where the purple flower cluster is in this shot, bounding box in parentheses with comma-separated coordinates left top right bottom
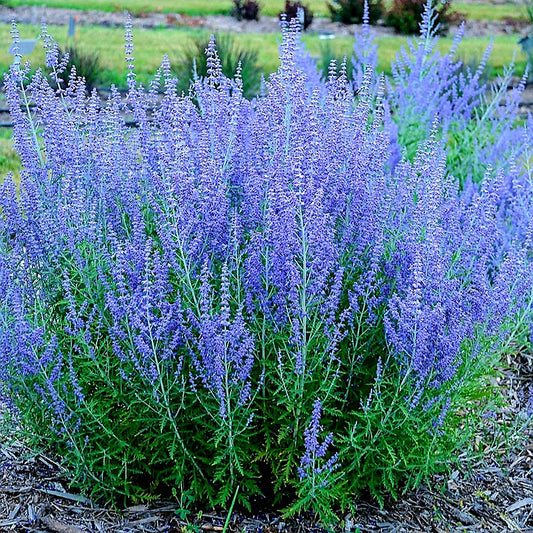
(191, 263, 255, 419)
(0, 8, 531, 510)
(298, 399, 339, 482)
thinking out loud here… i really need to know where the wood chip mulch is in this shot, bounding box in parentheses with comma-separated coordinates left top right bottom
(0, 348, 531, 533)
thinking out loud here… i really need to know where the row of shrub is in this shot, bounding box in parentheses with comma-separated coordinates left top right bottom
(1, 4, 532, 526)
(46, 0, 460, 95)
(49, 38, 263, 99)
(233, 0, 313, 27)
(234, 0, 455, 34)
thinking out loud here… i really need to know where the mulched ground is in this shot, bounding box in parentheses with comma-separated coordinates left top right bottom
(0, 345, 531, 533)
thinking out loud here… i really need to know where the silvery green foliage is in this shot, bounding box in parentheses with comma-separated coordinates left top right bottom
(0, 10, 531, 520)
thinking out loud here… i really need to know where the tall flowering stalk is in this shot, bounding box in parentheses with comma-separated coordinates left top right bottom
(0, 7, 531, 522)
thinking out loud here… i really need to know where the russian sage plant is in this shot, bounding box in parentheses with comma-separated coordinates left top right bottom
(0, 9, 531, 524)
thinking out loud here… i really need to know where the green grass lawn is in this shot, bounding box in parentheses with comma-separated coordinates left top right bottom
(454, 2, 530, 22)
(0, 129, 21, 187)
(0, 23, 527, 88)
(3, 0, 531, 21)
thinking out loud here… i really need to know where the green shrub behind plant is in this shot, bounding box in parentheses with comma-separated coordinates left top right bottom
(327, 0, 383, 24)
(385, 0, 453, 34)
(231, 0, 261, 20)
(280, 1, 314, 30)
(171, 34, 263, 98)
(53, 45, 102, 93)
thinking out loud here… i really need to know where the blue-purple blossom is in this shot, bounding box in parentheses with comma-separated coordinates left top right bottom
(298, 399, 339, 482)
(0, 13, 531, 513)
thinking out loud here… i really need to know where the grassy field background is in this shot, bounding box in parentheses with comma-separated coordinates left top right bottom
(0, 129, 20, 186)
(3, 0, 530, 21)
(0, 23, 527, 88)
